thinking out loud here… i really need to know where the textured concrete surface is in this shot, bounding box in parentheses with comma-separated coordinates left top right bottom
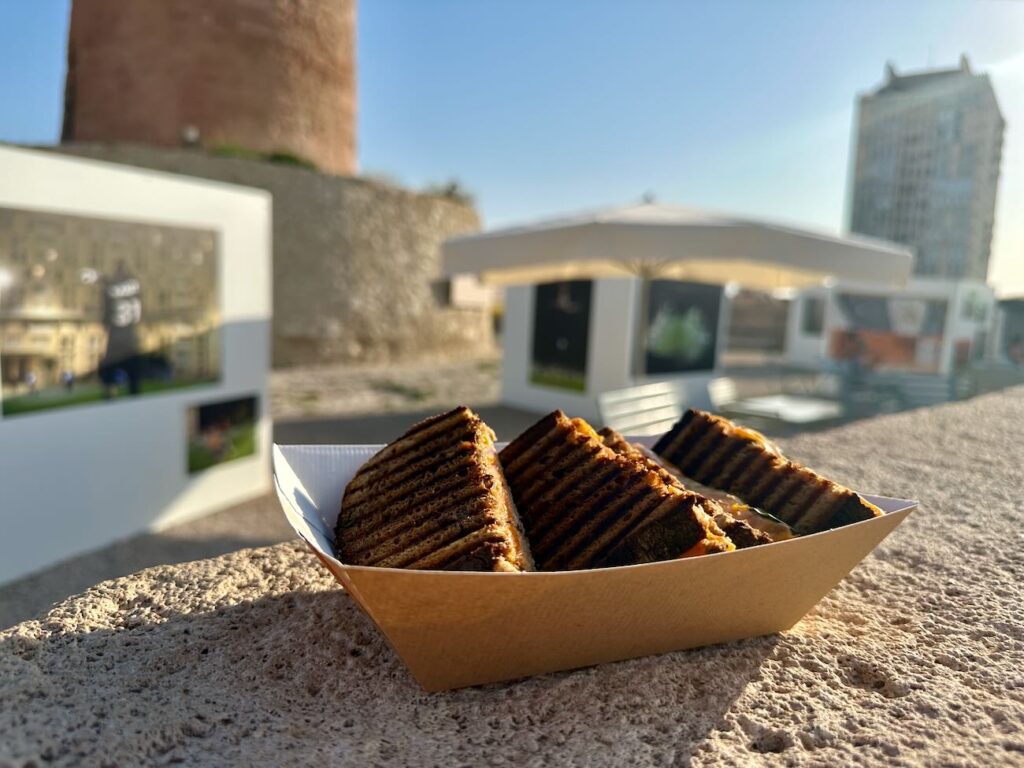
(2, 390, 1022, 766)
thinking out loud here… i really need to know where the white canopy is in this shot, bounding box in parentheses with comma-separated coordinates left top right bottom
(442, 203, 913, 290)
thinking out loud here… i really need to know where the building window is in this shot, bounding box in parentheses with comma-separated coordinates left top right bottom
(801, 297, 825, 335)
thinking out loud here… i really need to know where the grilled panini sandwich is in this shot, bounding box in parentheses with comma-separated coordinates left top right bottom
(500, 411, 733, 570)
(598, 427, 771, 549)
(335, 407, 535, 571)
(653, 409, 881, 535)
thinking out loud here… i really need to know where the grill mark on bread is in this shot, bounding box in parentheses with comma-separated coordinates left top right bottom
(341, 444, 478, 523)
(555, 488, 668, 571)
(343, 411, 474, 492)
(670, 418, 716, 476)
(361, 507, 488, 567)
(654, 409, 882, 534)
(353, 408, 474, 464)
(726, 451, 776, 503)
(597, 428, 681, 488)
(652, 409, 694, 457)
(514, 441, 606, 509)
(344, 438, 476, 502)
(713, 442, 762, 489)
(826, 494, 879, 530)
(499, 425, 569, 477)
(344, 485, 492, 557)
(598, 427, 769, 549)
(341, 459, 478, 533)
(342, 466, 482, 537)
(502, 411, 732, 570)
(335, 406, 534, 572)
(765, 473, 819, 528)
(782, 474, 830, 529)
(499, 411, 566, 467)
(525, 460, 624, 544)
(537, 477, 653, 567)
(792, 487, 843, 533)
(391, 526, 508, 570)
(741, 457, 789, 510)
(771, 469, 829, 527)
(668, 412, 709, 467)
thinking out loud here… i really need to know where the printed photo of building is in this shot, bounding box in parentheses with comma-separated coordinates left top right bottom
(0, 207, 220, 415)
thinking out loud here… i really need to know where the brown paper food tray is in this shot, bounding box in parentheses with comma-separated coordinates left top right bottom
(273, 443, 915, 692)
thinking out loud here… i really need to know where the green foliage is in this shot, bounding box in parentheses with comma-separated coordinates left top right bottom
(209, 143, 263, 161)
(423, 178, 475, 205)
(529, 366, 586, 392)
(265, 151, 317, 170)
(209, 144, 317, 170)
(648, 307, 711, 361)
(188, 424, 257, 473)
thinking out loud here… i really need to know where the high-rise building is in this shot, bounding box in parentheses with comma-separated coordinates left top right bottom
(848, 56, 1004, 280)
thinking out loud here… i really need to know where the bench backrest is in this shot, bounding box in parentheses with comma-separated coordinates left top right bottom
(598, 380, 715, 435)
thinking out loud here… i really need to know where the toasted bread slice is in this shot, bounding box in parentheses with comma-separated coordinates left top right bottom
(653, 409, 882, 534)
(500, 411, 733, 570)
(598, 427, 771, 549)
(335, 406, 534, 571)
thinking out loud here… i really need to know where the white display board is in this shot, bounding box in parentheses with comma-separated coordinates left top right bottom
(783, 277, 996, 376)
(501, 278, 729, 422)
(0, 146, 272, 584)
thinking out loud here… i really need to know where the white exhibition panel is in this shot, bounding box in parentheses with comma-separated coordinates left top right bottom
(501, 278, 729, 422)
(0, 146, 272, 584)
(782, 278, 996, 376)
(784, 286, 830, 368)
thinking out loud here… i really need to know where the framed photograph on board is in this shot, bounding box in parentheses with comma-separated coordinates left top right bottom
(187, 394, 258, 474)
(0, 207, 220, 417)
(639, 280, 722, 375)
(830, 293, 948, 373)
(530, 280, 593, 392)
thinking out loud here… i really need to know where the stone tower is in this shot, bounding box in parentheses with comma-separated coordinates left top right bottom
(61, 0, 357, 175)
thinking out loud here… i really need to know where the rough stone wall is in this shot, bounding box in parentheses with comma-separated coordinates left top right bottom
(62, 0, 357, 175)
(47, 144, 490, 368)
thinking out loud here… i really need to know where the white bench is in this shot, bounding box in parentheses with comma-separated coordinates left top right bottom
(597, 380, 697, 436)
(598, 376, 843, 434)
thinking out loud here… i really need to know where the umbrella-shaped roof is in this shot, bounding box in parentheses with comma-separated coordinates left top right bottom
(442, 203, 913, 290)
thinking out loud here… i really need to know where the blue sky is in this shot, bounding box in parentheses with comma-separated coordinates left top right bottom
(1, 0, 1022, 292)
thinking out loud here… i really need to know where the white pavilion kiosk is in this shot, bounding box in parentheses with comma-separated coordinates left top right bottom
(443, 204, 912, 423)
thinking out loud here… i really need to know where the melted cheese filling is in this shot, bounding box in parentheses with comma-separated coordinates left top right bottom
(729, 424, 781, 455)
(678, 535, 735, 558)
